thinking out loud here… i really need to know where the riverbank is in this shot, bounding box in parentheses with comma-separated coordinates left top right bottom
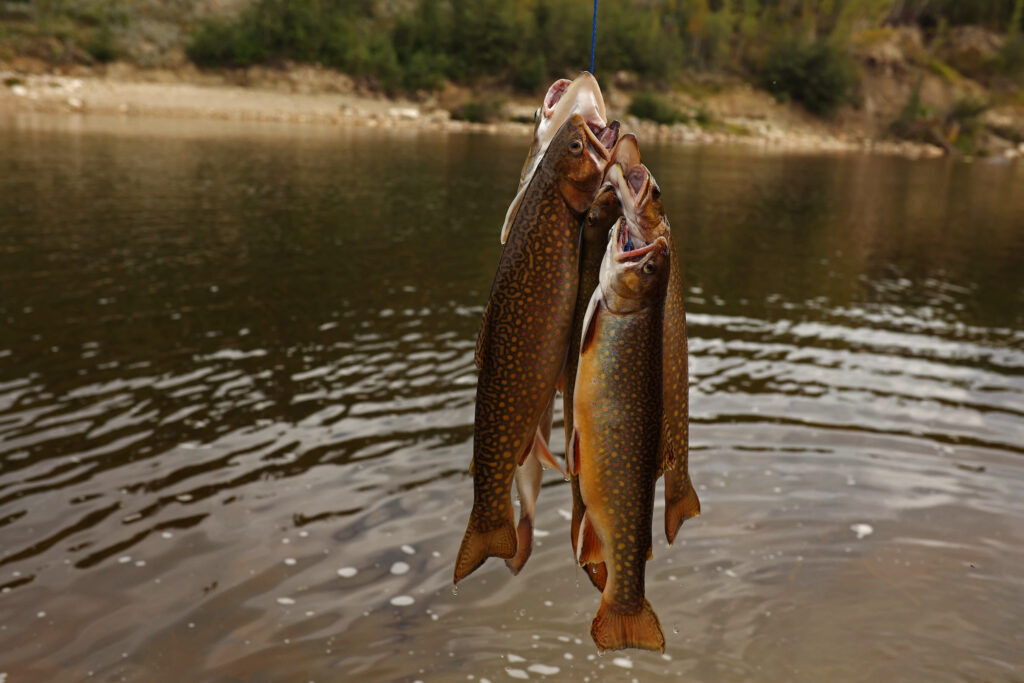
(2, 60, 1021, 160)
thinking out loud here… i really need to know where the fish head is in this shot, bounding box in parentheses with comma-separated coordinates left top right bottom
(599, 217, 671, 315)
(518, 73, 612, 190)
(552, 113, 618, 214)
(605, 135, 670, 242)
(581, 184, 622, 249)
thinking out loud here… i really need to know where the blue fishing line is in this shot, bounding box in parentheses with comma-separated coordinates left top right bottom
(589, 0, 598, 74)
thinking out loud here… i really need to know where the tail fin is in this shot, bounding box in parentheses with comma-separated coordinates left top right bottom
(665, 468, 701, 545)
(590, 598, 665, 653)
(505, 513, 533, 576)
(454, 521, 517, 584)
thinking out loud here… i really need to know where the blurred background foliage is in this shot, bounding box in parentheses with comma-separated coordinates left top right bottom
(2, 0, 1023, 114)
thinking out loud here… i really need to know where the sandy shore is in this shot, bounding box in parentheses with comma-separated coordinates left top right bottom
(0, 66, 993, 159)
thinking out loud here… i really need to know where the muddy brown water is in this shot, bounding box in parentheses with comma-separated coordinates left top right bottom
(1, 115, 1022, 682)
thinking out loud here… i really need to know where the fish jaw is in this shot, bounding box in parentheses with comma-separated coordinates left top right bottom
(555, 114, 615, 214)
(599, 218, 670, 315)
(605, 161, 662, 234)
(501, 75, 616, 244)
(519, 73, 609, 197)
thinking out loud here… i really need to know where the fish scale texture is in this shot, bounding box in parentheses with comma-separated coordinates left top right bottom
(657, 233, 701, 542)
(564, 192, 620, 591)
(575, 300, 663, 620)
(456, 124, 585, 584)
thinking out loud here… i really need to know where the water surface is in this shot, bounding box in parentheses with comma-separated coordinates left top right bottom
(1, 114, 1023, 681)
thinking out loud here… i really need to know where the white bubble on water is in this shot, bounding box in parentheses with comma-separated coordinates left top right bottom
(284, 558, 297, 566)
(36, 611, 46, 618)
(528, 664, 560, 675)
(557, 509, 572, 521)
(505, 669, 528, 680)
(390, 595, 414, 606)
(276, 597, 296, 605)
(851, 523, 874, 539)
(612, 657, 633, 669)
(390, 562, 410, 575)
(337, 567, 358, 578)
(506, 653, 526, 663)
(118, 556, 132, 564)
(401, 545, 416, 555)
(161, 532, 173, 539)
(533, 529, 550, 537)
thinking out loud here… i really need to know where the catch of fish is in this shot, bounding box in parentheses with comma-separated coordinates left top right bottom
(455, 72, 700, 653)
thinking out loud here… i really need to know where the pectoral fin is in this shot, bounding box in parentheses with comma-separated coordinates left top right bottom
(499, 182, 529, 244)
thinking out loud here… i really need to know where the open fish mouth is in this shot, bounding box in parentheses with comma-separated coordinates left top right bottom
(542, 79, 573, 113)
(613, 218, 655, 262)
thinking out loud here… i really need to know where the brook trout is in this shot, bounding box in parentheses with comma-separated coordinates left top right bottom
(571, 218, 670, 652)
(455, 113, 614, 584)
(564, 184, 621, 591)
(605, 137, 700, 545)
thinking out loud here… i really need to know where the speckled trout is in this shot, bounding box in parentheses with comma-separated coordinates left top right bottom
(502, 76, 619, 577)
(570, 218, 670, 652)
(563, 184, 622, 591)
(454, 113, 614, 584)
(605, 136, 700, 545)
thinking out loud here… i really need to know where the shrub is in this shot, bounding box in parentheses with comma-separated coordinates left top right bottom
(760, 41, 858, 116)
(451, 98, 505, 123)
(629, 90, 688, 124)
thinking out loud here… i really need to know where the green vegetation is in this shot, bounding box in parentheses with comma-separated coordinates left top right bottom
(890, 83, 994, 154)
(628, 91, 688, 125)
(760, 40, 859, 116)
(2, 0, 1022, 119)
(450, 97, 506, 123)
(179, 0, 1023, 98)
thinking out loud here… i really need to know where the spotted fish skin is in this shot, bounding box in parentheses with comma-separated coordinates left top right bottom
(605, 146, 700, 544)
(659, 235, 699, 543)
(574, 226, 670, 652)
(564, 186, 620, 591)
(455, 114, 609, 585)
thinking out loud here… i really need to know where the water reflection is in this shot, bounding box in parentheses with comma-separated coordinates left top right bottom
(0, 115, 1022, 681)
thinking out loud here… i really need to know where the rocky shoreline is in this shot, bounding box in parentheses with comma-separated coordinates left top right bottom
(2, 65, 1020, 161)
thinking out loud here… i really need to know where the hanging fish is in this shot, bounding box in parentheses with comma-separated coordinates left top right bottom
(605, 136, 700, 545)
(455, 113, 616, 585)
(562, 184, 622, 591)
(570, 217, 670, 653)
(497, 75, 618, 578)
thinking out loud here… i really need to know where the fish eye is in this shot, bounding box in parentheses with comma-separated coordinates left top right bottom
(652, 185, 662, 199)
(642, 261, 657, 275)
(569, 139, 584, 155)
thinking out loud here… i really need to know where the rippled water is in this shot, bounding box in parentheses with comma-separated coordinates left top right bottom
(1, 114, 1022, 681)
